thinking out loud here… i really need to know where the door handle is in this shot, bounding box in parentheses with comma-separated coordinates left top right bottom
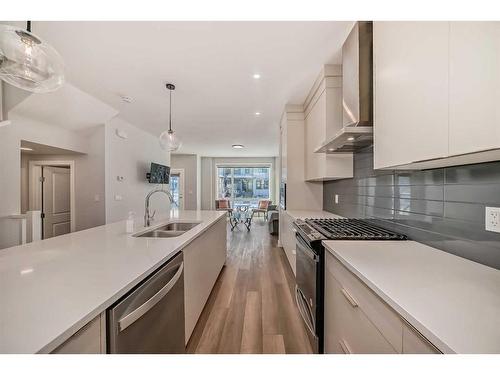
(295, 286, 316, 337)
(296, 236, 319, 262)
(341, 287, 359, 308)
(118, 262, 184, 332)
(339, 339, 352, 354)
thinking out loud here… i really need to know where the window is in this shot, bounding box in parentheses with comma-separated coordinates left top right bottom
(216, 166, 271, 208)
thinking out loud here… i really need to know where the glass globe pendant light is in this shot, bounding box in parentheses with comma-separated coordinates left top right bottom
(159, 83, 182, 152)
(0, 21, 64, 93)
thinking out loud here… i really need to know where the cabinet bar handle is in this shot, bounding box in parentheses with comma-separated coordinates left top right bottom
(341, 288, 359, 308)
(339, 339, 352, 354)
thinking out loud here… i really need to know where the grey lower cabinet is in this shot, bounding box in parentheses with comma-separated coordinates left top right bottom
(402, 322, 441, 354)
(52, 313, 106, 354)
(324, 251, 440, 354)
(183, 217, 227, 343)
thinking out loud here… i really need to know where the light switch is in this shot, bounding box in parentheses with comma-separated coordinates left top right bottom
(114, 195, 123, 201)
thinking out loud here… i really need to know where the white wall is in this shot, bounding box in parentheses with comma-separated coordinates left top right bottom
(105, 117, 171, 223)
(171, 154, 198, 210)
(0, 114, 88, 216)
(200, 156, 277, 210)
(19, 127, 106, 232)
(200, 157, 214, 210)
(0, 114, 104, 248)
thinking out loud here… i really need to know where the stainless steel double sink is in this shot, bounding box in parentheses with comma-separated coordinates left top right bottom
(133, 222, 200, 238)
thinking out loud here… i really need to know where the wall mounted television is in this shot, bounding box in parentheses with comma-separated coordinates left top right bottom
(147, 162, 170, 184)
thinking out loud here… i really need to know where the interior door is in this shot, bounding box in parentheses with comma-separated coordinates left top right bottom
(42, 166, 71, 239)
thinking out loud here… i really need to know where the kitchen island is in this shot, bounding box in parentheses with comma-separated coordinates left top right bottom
(0, 210, 226, 354)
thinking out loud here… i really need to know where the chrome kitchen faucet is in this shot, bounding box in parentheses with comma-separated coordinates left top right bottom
(144, 187, 176, 227)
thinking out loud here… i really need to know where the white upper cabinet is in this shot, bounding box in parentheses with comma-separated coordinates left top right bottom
(279, 105, 323, 211)
(449, 22, 500, 155)
(373, 22, 449, 169)
(304, 65, 353, 181)
(375, 21, 500, 170)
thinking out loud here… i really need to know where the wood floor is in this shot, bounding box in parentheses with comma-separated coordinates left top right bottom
(186, 219, 313, 354)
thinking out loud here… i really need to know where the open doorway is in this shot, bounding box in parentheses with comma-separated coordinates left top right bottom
(170, 168, 185, 210)
(21, 141, 77, 240)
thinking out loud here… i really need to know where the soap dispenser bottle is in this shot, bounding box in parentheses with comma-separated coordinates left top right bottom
(126, 211, 135, 233)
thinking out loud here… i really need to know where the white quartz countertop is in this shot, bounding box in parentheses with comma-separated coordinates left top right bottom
(0, 210, 226, 354)
(323, 240, 500, 354)
(284, 210, 343, 220)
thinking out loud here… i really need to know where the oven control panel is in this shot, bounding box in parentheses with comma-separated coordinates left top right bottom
(294, 219, 326, 241)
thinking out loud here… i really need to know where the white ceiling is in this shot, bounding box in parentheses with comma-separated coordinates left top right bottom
(11, 83, 118, 130)
(12, 21, 354, 156)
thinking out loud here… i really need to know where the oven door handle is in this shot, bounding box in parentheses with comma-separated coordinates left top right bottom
(295, 234, 319, 262)
(295, 285, 317, 337)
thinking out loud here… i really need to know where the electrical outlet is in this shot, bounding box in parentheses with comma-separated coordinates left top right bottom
(485, 207, 500, 233)
(335, 194, 339, 204)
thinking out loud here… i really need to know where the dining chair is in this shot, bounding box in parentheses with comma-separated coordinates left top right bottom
(251, 200, 271, 221)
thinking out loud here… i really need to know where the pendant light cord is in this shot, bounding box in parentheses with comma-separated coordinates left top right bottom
(169, 89, 172, 132)
(27, 21, 31, 33)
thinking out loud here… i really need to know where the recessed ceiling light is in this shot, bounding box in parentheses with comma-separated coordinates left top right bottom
(232, 144, 245, 149)
(255, 112, 261, 116)
(347, 136, 355, 141)
(328, 148, 335, 152)
(252, 73, 261, 79)
(20, 147, 33, 151)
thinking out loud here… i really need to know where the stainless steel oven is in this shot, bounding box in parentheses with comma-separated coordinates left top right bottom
(293, 218, 407, 354)
(295, 233, 321, 353)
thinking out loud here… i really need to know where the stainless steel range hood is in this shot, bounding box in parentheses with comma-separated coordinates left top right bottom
(316, 21, 373, 154)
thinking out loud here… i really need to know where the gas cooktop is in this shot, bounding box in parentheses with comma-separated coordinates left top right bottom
(305, 218, 407, 241)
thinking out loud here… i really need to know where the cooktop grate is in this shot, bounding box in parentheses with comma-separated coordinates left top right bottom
(306, 218, 407, 240)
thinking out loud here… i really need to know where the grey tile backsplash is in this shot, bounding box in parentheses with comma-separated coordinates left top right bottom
(323, 146, 500, 269)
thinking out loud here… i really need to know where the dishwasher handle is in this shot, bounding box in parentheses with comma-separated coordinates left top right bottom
(118, 261, 184, 332)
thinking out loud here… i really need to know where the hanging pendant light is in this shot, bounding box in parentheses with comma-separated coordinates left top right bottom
(159, 83, 182, 152)
(0, 21, 64, 93)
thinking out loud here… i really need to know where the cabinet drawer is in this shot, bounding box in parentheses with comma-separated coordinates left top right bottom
(325, 268, 396, 354)
(326, 251, 403, 352)
(402, 322, 441, 354)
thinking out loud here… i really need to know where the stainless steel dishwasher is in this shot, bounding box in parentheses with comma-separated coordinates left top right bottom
(107, 251, 185, 353)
